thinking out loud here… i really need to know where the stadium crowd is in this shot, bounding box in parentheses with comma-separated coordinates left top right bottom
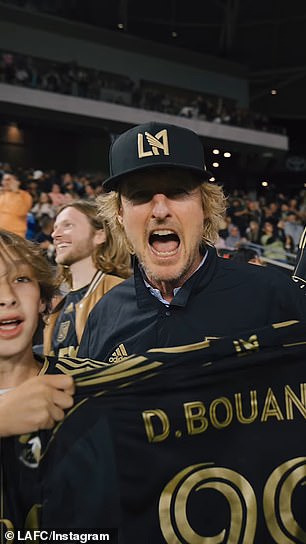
(0, 49, 281, 134)
(0, 164, 304, 267)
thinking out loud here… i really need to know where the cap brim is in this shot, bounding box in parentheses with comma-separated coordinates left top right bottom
(103, 163, 213, 192)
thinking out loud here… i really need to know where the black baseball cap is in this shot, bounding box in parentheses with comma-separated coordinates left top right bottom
(103, 121, 212, 192)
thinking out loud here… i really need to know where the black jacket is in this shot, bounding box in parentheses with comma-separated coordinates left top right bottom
(78, 246, 306, 363)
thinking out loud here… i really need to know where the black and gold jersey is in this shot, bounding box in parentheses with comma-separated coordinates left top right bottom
(51, 284, 88, 357)
(8, 320, 306, 542)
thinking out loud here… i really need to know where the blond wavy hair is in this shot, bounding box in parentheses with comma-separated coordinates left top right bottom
(0, 229, 56, 312)
(55, 200, 131, 288)
(97, 171, 227, 252)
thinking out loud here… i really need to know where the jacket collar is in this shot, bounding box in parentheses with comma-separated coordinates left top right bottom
(133, 245, 218, 309)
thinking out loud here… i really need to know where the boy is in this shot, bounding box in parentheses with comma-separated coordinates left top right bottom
(0, 229, 74, 435)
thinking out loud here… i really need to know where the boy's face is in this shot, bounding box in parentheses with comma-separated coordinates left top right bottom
(0, 256, 45, 360)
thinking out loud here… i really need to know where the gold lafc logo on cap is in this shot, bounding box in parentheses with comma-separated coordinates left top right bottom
(138, 129, 169, 158)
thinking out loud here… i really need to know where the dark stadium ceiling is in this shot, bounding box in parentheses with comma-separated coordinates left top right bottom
(52, 0, 306, 121)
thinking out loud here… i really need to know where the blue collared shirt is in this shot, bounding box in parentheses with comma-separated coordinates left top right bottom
(142, 251, 208, 305)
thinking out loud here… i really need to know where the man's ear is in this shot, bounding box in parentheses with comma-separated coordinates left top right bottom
(93, 229, 106, 245)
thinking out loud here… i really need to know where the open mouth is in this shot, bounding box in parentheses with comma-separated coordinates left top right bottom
(149, 230, 180, 256)
(0, 318, 23, 331)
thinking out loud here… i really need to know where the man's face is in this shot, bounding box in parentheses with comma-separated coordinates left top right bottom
(63, 173, 73, 185)
(269, 202, 278, 213)
(118, 171, 204, 288)
(250, 221, 259, 231)
(264, 222, 274, 233)
(0, 256, 44, 360)
(1, 174, 18, 191)
(229, 226, 240, 237)
(52, 207, 105, 266)
(287, 213, 296, 223)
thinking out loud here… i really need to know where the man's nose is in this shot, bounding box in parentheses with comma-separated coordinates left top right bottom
(51, 225, 60, 239)
(151, 194, 171, 219)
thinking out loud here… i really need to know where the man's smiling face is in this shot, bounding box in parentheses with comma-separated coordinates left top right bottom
(118, 169, 204, 290)
(52, 207, 105, 266)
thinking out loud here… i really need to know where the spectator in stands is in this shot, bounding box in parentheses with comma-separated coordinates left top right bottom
(62, 184, 79, 203)
(260, 220, 287, 262)
(225, 224, 242, 249)
(76, 67, 89, 98)
(280, 202, 290, 220)
(33, 215, 55, 263)
(38, 170, 57, 193)
(26, 180, 39, 205)
(26, 55, 39, 88)
(245, 219, 261, 244)
(84, 182, 97, 201)
(33, 169, 44, 182)
(2, 52, 15, 83)
(48, 183, 67, 209)
(264, 201, 281, 223)
(195, 95, 209, 120)
(283, 212, 304, 250)
(0, 171, 32, 237)
(42, 63, 61, 93)
(66, 61, 78, 96)
(246, 199, 263, 224)
(25, 212, 37, 241)
(15, 57, 30, 86)
(62, 172, 83, 196)
(179, 105, 196, 118)
(227, 198, 249, 236)
(288, 198, 300, 216)
(31, 192, 56, 221)
(43, 199, 131, 357)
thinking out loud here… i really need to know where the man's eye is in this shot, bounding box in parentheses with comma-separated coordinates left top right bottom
(130, 192, 151, 203)
(15, 276, 31, 283)
(167, 188, 188, 198)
